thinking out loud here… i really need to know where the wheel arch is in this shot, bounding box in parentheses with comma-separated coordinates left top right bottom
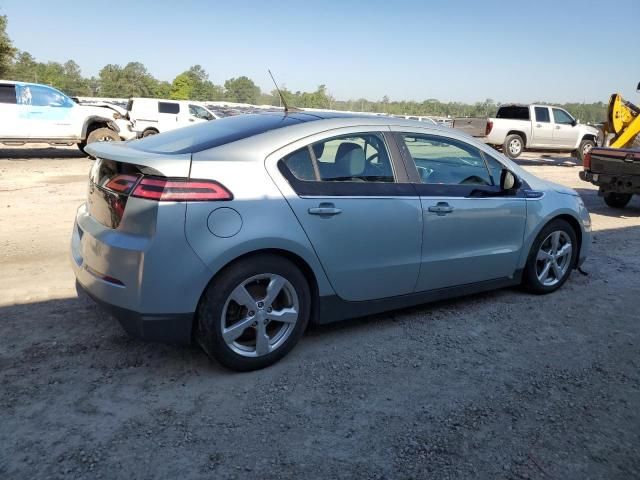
(194, 248, 322, 331)
(506, 130, 527, 146)
(82, 116, 119, 139)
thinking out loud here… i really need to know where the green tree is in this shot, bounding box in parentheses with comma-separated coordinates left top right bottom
(0, 15, 15, 78)
(224, 76, 260, 104)
(98, 62, 159, 97)
(170, 72, 194, 99)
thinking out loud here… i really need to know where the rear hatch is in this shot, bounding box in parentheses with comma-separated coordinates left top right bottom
(85, 141, 192, 229)
(587, 147, 640, 176)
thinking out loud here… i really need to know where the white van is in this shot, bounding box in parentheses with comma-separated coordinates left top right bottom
(126, 98, 219, 137)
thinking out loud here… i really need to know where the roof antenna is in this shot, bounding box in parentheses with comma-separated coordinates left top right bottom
(268, 69, 301, 113)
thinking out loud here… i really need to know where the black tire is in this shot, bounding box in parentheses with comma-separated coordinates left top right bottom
(197, 254, 311, 371)
(577, 139, 595, 163)
(503, 134, 524, 159)
(142, 129, 158, 137)
(87, 127, 120, 145)
(603, 192, 632, 209)
(77, 142, 87, 154)
(523, 219, 578, 294)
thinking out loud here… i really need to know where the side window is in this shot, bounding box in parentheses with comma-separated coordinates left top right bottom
(401, 134, 492, 186)
(158, 102, 180, 114)
(189, 104, 213, 120)
(0, 84, 16, 104)
(534, 107, 550, 123)
(313, 133, 394, 182)
(552, 108, 574, 125)
(282, 148, 317, 181)
(18, 85, 72, 107)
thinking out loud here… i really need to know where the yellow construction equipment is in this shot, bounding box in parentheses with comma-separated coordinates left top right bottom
(602, 82, 640, 149)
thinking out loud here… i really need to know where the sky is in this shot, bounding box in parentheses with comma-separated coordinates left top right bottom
(2, 0, 639, 104)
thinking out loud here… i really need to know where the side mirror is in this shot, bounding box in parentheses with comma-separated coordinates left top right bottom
(571, 119, 577, 127)
(500, 169, 520, 192)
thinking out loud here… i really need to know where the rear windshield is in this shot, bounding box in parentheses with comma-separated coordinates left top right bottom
(129, 114, 305, 154)
(496, 106, 530, 120)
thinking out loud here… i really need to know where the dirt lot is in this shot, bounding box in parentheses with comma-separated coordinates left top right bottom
(1, 146, 639, 480)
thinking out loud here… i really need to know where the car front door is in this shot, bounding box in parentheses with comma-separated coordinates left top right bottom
(274, 130, 422, 301)
(394, 131, 527, 292)
(551, 108, 579, 147)
(17, 84, 76, 138)
(531, 106, 553, 147)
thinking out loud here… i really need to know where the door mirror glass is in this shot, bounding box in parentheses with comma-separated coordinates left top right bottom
(500, 169, 519, 191)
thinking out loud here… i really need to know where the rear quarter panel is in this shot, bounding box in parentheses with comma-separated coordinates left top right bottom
(185, 147, 335, 297)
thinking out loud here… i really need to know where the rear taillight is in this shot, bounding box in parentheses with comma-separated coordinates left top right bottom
(583, 152, 591, 170)
(131, 177, 233, 202)
(485, 120, 493, 136)
(105, 174, 141, 193)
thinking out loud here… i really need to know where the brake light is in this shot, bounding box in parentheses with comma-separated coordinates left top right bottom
(105, 174, 140, 193)
(485, 120, 493, 136)
(131, 177, 233, 202)
(583, 152, 591, 170)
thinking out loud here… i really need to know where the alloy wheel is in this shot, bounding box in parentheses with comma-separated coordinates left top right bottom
(535, 231, 572, 287)
(221, 273, 299, 357)
(509, 138, 522, 156)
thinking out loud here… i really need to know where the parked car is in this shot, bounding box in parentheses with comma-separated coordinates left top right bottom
(72, 112, 591, 371)
(73, 99, 136, 141)
(0, 80, 127, 152)
(126, 98, 219, 137)
(453, 104, 599, 161)
(580, 147, 640, 208)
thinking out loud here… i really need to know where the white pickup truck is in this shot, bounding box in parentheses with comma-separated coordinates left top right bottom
(0, 80, 134, 153)
(453, 104, 599, 162)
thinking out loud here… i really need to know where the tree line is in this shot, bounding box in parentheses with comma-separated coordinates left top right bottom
(0, 15, 607, 123)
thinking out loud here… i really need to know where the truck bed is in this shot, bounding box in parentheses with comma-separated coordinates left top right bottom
(452, 117, 487, 137)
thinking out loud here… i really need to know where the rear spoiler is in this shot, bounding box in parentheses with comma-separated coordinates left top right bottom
(85, 141, 192, 178)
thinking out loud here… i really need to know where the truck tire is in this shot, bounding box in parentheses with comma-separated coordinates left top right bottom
(603, 192, 632, 209)
(577, 139, 595, 163)
(87, 127, 120, 144)
(503, 134, 524, 159)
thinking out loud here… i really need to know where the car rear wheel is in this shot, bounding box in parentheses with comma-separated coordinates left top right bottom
(142, 129, 158, 137)
(603, 192, 632, 209)
(523, 219, 577, 294)
(503, 134, 524, 159)
(197, 254, 311, 371)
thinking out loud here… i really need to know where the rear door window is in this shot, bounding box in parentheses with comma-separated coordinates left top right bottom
(158, 101, 180, 114)
(282, 133, 395, 183)
(496, 106, 530, 120)
(534, 107, 550, 123)
(0, 84, 16, 104)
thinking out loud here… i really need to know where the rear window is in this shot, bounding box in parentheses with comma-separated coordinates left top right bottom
(496, 106, 530, 120)
(129, 113, 305, 154)
(158, 102, 180, 114)
(0, 84, 16, 104)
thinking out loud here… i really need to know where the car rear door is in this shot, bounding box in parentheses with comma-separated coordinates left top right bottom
(393, 130, 527, 292)
(157, 101, 181, 132)
(0, 84, 27, 138)
(531, 106, 554, 147)
(272, 129, 422, 302)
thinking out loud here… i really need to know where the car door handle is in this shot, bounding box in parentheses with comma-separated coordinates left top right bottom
(535, 123, 542, 128)
(555, 126, 561, 129)
(428, 202, 454, 216)
(308, 203, 342, 216)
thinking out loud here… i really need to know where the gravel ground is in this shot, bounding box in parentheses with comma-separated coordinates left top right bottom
(1, 146, 639, 480)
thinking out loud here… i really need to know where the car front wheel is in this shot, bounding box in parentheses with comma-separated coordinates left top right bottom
(197, 254, 311, 371)
(503, 134, 524, 159)
(523, 219, 577, 294)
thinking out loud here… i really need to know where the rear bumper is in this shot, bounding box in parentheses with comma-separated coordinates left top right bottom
(77, 281, 193, 344)
(580, 170, 640, 194)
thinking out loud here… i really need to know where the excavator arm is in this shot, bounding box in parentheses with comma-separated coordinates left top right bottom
(603, 82, 640, 149)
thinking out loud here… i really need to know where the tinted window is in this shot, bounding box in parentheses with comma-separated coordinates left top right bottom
(130, 113, 305, 154)
(534, 107, 550, 123)
(282, 148, 316, 181)
(158, 102, 180, 114)
(496, 106, 530, 120)
(401, 134, 492, 186)
(553, 108, 574, 125)
(0, 84, 16, 104)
